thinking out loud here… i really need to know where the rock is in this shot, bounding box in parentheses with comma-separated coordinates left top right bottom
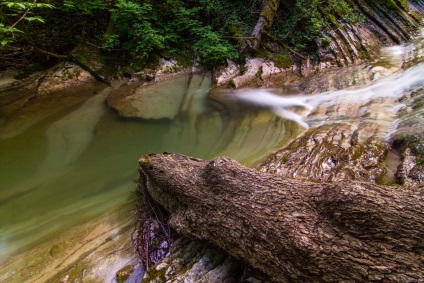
(106, 73, 211, 120)
(0, 69, 19, 90)
(155, 262, 169, 271)
(231, 58, 264, 88)
(215, 60, 240, 86)
(116, 264, 137, 283)
(37, 62, 96, 95)
(0, 204, 136, 283)
(71, 44, 125, 81)
(258, 123, 389, 183)
(140, 239, 269, 283)
(392, 87, 424, 185)
(156, 58, 180, 76)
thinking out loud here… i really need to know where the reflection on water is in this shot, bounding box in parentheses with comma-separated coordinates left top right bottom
(0, 73, 298, 257)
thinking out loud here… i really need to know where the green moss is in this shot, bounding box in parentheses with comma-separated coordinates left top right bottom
(326, 13, 337, 24)
(141, 265, 167, 283)
(256, 66, 264, 78)
(386, 0, 398, 9)
(116, 265, 136, 283)
(273, 53, 292, 68)
(174, 53, 194, 68)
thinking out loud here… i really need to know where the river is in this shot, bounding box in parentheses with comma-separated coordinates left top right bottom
(0, 29, 423, 282)
(0, 73, 299, 260)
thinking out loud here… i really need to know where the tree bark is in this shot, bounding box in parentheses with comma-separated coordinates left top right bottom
(138, 153, 424, 283)
(248, 0, 280, 52)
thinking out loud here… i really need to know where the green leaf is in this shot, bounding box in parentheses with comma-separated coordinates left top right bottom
(17, 3, 26, 9)
(1, 39, 9, 45)
(25, 16, 45, 23)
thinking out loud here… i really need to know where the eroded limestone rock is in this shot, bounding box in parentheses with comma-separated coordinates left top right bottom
(258, 123, 389, 183)
(37, 62, 96, 95)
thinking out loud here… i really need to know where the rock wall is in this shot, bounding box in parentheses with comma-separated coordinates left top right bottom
(215, 0, 424, 89)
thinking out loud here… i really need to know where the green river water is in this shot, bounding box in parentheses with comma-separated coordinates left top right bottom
(0, 73, 298, 258)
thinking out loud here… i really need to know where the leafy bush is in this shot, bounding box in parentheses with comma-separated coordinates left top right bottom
(193, 26, 238, 65)
(0, 1, 53, 46)
(272, 0, 361, 55)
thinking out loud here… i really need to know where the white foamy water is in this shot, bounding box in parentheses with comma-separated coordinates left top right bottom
(229, 62, 424, 132)
(231, 89, 312, 128)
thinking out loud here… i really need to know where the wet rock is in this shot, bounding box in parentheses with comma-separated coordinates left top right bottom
(258, 123, 389, 183)
(0, 204, 135, 283)
(394, 135, 424, 185)
(392, 87, 424, 185)
(0, 82, 106, 140)
(140, 239, 269, 283)
(0, 69, 19, 90)
(71, 44, 126, 80)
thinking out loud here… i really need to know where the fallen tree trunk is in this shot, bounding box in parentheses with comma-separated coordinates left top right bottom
(138, 153, 424, 283)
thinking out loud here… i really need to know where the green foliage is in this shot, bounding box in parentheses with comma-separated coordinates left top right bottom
(61, 0, 106, 14)
(102, 34, 120, 51)
(0, 0, 53, 46)
(0, 23, 19, 45)
(109, 1, 165, 59)
(272, 0, 361, 55)
(193, 26, 238, 65)
(104, 0, 248, 64)
(0, 0, 413, 68)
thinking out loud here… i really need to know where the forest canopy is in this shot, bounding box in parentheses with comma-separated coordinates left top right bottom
(0, 0, 416, 68)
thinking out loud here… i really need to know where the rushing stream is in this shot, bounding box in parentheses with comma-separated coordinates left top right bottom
(0, 29, 423, 281)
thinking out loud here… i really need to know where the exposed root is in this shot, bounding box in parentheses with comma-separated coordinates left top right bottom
(132, 168, 174, 271)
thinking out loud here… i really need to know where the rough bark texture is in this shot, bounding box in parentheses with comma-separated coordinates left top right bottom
(248, 0, 280, 52)
(139, 153, 424, 283)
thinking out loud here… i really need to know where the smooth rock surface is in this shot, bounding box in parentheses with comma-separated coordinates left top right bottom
(107, 73, 212, 120)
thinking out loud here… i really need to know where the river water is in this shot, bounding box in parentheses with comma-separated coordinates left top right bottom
(0, 74, 298, 259)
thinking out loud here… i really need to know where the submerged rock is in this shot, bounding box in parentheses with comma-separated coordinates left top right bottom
(0, 204, 135, 283)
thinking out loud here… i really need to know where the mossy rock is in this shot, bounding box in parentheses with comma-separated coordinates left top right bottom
(71, 44, 128, 78)
(116, 265, 137, 283)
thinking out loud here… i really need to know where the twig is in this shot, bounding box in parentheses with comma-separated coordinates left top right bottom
(11, 0, 37, 28)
